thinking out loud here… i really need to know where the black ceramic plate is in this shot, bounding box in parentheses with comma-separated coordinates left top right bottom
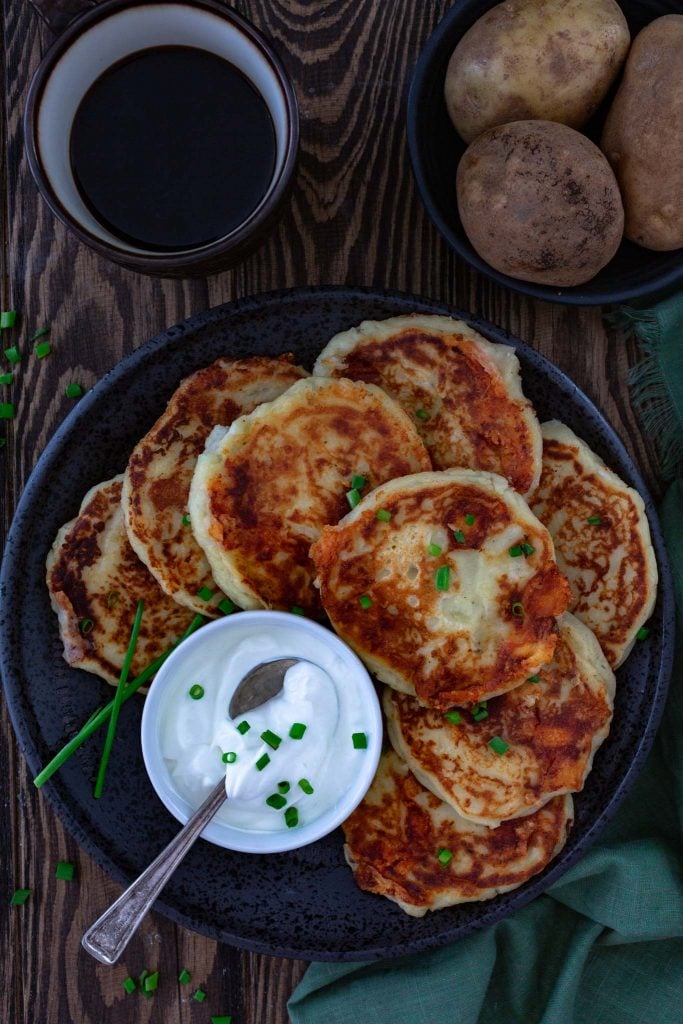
(0, 287, 675, 960)
(407, 0, 683, 306)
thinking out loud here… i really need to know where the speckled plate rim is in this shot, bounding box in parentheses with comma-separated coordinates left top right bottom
(0, 285, 675, 960)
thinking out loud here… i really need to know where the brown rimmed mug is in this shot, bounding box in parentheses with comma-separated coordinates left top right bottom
(24, 0, 299, 277)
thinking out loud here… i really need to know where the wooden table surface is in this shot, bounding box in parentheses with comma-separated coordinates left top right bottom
(0, 1, 662, 1022)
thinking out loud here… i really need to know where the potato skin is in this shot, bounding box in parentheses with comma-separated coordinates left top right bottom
(456, 121, 624, 287)
(445, 0, 630, 144)
(601, 15, 683, 252)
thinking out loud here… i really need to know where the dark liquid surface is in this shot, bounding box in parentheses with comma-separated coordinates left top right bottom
(70, 46, 277, 251)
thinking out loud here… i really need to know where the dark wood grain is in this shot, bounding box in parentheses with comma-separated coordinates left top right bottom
(0, 1, 662, 1023)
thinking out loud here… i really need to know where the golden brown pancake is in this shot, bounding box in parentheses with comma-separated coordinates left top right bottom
(343, 750, 573, 915)
(531, 421, 658, 667)
(123, 355, 308, 616)
(188, 376, 432, 615)
(311, 469, 571, 708)
(384, 612, 614, 825)
(313, 314, 542, 497)
(46, 476, 196, 686)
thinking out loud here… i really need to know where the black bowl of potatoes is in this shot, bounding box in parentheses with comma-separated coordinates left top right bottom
(407, 0, 683, 305)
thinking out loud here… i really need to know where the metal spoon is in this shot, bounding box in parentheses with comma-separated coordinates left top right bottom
(81, 657, 299, 965)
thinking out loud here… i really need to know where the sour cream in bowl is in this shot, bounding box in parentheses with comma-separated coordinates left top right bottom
(141, 611, 382, 853)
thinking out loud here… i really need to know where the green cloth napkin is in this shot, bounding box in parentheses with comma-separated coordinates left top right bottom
(289, 299, 683, 1024)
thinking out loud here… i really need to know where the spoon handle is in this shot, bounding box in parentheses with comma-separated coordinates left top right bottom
(82, 780, 227, 965)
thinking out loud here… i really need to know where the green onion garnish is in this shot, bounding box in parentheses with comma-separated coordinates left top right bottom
(637, 626, 650, 640)
(123, 977, 136, 994)
(346, 488, 361, 509)
(218, 597, 235, 615)
(284, 806, 299, 828)
(511, 601, 525, 617)
(35, 341, 52, 359)
(222, 752, 237, 764)
(352, 732, 368, 749)
(0, 311, 17, 329)
(255, 753, 270, 771)
(211, 1017, 233, 1024)
(299, 778, 314, 794)
(266, 793, 286, 809)
(290, 605, 305, 615)
(4, 346, 20, 363)
(359, 594, 372, 609)
(465, 514, 475, 526)
(427, 543, 442, 556)
(416, 408, 429, 421)
(181, 514, 191, 526)
(351, 474, 367, 490)
(587, 515, 602, 526)
(94, 600, 144, 799)
(79, 617, 94, 634)
(0, 372, 12, 384)
(144, 971, 159, 993)
(527, 674, 540, 683)
(236, 721, 251, 735)
(188, 684, 204, 700)
(278, 781, 290, 794)
(261, 729, 282, 750)
(0, 402, 15, 419)
(197, 586, 214, 601)
(376, 508, 392, 522)
(444, 710, 462, 724)
(489, 736, 509, 755)
(193, 989, 207, 1003)
(435, 565, 450, 591)
(178, 969, 191, 984)
(437, 848, 453, 866)
(521, 543, 535, 556)
(289, 722, 306, 739)
(65, 382, 83, 398)
(10, 888, 31, 905)
(453, 529, 465, 543)
(105, 590, 120, 608)
(509, 545, 523, 557)
(471, 708, 488, 722)
(30, 326, 49, 341)
(55, 861, 75, 881)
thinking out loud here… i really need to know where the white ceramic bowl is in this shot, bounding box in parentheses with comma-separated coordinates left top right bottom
(141, 610, 382, 853)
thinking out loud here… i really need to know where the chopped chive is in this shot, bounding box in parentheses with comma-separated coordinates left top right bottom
(65, 382, 83, 398)
(236, 720, 251, 735)
(222, 751, 237, 764)
(346, 488, 361, 509)
(511, 601, 525, 618)
(181, 514, 191, 526)
(197, 586, 214, 601)
(0, 372, 12, 384)
(10, 888, 31, 905)
(290, 605, 305, 615)
(255, 753, 270, 771)
(587, 515, 602, 526)
(376, 508, 392, 522)
(79, 617, 94, 634)
(453, 529, 465, 543)
(352, 732, 368, 749)
(211, 1017, 233, 1024)
(193, 989, 207, 1003)
(178, 969, 191, 984)
(278, 781, 290, 794)
(0, 311, 17, 329)
(416, 408, 429, 421)
(465, 514, 475, 526)
(351, 474, 367, 490)
(636, 626, 650, 640)
(471, 708, 488, 721)
(30, 326, 49, 341)
(218, 597, 235, 615)
(509, 545, 523, 558)
(138, 969, 149, 986)
(427, 543, 442, 556)
(435, 565, 450, 591)
(489, 735, 509, 755)
(55, 861, 75, 881)
(266, 793, 287, 809)
(527, 674, 540, 683)
(144, 971, 159, 993)
(261, 729, 282, 750)
(359, 594, 372, 609)
(123, 977, 136, 994)
(35, 341, 52, 359)
(298, 778, 314, 794)
(0, 402, 15, 419)
(284, 806, 299, 828)
(105, 590, 120, 609)
(188, 684, 204, 700)
(444, 709, 462, 724)
(521, 543, 535, 556)
(437, 847, 453, 866)
(289, 722, 306, 740)
(4, 346, 20, 363)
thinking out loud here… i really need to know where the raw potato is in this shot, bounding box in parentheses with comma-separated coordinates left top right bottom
(601, 15, 683, 252)
(456, 120, 624, 287)
(444, 0, 630, 144)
